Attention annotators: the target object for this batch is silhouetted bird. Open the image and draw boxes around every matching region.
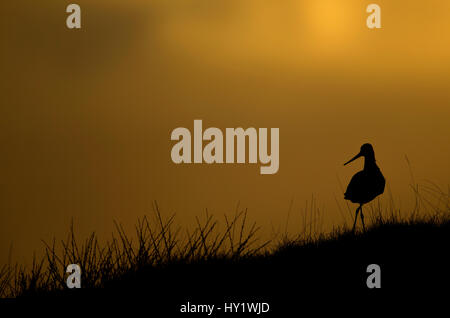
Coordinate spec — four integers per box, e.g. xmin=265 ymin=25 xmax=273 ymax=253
xmin=344 ymin=143 xmax=385 ymax=232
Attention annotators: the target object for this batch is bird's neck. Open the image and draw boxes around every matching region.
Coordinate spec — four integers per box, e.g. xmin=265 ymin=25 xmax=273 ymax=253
xmin=364 ymin=155 xmax=377 ymax=170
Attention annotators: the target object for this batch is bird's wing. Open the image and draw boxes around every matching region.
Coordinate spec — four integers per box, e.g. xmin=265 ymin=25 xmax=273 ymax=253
xmin=344 ymin=171 xmax=365 ymax=201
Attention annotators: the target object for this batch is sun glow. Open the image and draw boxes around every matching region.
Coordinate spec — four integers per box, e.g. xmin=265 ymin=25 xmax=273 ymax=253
xmin=304 ymin=0 xmax=359 ymax=54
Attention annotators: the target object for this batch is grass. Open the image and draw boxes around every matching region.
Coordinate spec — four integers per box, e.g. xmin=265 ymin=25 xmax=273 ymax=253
xmin=0 ymin=182 xmax=448 ymax=312
xmin=0 ymin=203 xmax=271 ymax=298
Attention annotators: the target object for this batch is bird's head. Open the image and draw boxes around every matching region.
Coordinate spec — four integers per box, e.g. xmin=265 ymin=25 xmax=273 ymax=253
xmin=344 ymin=143 xmax=375 ymax=166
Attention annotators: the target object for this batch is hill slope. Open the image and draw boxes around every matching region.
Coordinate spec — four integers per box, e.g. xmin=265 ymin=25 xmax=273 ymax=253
xmin=12 ymin=216 xmax=449 ymax=315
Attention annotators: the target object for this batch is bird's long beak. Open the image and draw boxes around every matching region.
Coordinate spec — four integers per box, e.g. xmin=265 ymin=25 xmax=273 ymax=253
xmin=344 ymin=152 xmax=362 ymax=166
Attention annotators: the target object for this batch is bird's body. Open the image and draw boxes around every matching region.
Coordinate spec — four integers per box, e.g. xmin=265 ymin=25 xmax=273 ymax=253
xmin=345 ymin=166 xmax=385 ymax=205
xmin=344 ymin=143 xmax=385 ymax=232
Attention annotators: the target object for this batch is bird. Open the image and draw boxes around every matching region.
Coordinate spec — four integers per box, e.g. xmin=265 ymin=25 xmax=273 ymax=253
xmin=344 ymin=143 xmax=385 ymax=232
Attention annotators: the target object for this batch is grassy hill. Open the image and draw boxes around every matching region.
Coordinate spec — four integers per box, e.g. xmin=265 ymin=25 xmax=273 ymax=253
xmin=1 ymin=203 xmax=449 ymax=314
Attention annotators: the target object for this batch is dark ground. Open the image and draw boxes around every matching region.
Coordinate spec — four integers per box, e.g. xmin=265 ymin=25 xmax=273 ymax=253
xmin=3 ymin=219 xmax=449 ymax=316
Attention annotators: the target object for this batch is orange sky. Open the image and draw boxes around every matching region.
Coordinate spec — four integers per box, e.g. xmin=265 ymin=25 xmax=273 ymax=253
xmin=1 ymin=0 xmax=449 ymax=265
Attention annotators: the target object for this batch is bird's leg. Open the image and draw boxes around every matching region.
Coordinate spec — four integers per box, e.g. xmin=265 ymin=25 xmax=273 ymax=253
xmin=352 ymin=207 xmax=360 ymax=233
xmin=360 ymin=205 xmax=366 ymax=232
